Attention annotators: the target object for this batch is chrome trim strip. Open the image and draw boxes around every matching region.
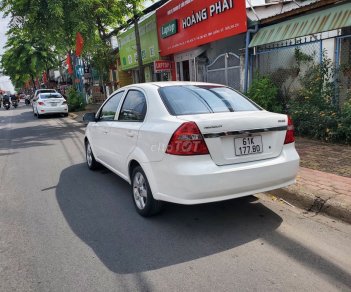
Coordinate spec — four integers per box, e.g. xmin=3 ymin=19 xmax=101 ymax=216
xmin=203 ymin=126 xmax=287 ymax=138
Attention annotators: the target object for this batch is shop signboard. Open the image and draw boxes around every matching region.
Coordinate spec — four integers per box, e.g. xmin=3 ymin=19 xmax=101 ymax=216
xmin=118 ymin=13 xmax=160 ymax=70
xmin=154 ymin=60 xmax=173 ymax=72
xmin=156 ymin=0 xmax=247 ymax=56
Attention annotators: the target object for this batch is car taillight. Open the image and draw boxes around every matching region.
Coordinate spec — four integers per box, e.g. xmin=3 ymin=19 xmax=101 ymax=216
xmin=166 ymin=122 xmax=209 ymax=155
xmin=38 ymin=101 xmax=45 ymax=106
xmin=284 ymin=116 xmax=295 ymax=144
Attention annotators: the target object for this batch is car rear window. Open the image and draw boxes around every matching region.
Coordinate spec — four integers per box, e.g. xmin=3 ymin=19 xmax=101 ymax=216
xmin=159 ymin=85 xmax=260 ymax=115
xmin=40 ymin=93 xmax=62 ymax=99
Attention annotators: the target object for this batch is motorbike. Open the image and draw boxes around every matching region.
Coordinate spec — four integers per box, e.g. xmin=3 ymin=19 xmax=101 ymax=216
xmin=3 ymin=101 xmax=11 ymax=110
xmin=25 ymin=97 xmax=31 ymax=105
xmin=12 ymin=99 xmax=18 ymax=108
xmin=12 ymin=100 xmax=18 ymax=108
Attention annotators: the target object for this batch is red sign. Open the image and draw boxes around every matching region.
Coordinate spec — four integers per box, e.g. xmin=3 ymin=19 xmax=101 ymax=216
xmin=156 ymin=0 xmax=247 ymax=56
xmin=154 ymin=60 xmax=173 ymax=72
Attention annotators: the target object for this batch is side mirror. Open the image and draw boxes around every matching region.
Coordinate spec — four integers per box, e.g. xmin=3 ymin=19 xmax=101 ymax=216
xmin=83 ymin=112 xmax=97 ymax=123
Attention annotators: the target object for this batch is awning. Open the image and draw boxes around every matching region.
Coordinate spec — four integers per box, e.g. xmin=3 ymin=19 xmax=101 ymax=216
xmin=249 ymin=2 xmax=351 ymax=47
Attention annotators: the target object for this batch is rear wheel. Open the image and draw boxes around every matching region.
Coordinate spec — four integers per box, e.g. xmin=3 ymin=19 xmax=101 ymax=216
xmin=132 ymin=166 xmax=163 ymax=217
xmin=85 ymin=140 xmax=99 ymax=170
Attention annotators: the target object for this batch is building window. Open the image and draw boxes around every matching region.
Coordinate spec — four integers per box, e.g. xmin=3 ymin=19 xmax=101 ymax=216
xmin=150 ymin=46 xmax=155 ymax=57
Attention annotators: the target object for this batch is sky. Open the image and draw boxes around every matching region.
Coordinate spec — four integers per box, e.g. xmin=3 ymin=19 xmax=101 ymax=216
xmin=0 ymin=11 xmax=15 ymax=93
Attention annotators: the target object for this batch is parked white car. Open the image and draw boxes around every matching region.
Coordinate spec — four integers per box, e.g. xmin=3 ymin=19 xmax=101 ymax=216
xmin=83 ymin=82 xmax=299 ymax=216
xmin=33 ymin=92 xmax=68 ymax=118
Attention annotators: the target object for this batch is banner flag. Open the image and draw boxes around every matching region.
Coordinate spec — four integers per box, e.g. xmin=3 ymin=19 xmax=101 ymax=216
xmin=66 ymin=54 xmax=73 ymax=74
xmin=76 ymin=32 xmax=84 ymax=56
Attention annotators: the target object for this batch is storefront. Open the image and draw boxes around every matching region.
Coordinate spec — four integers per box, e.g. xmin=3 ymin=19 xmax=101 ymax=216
xmin=156 ymin=0 xmax=247 ymax=88
xmin=118 ymin=12 xmax=173 ymax=83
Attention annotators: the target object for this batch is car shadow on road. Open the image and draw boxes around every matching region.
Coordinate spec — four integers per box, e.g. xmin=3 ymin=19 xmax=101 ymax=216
xmin=56 ymin=163 xmax=283 ymax=274
xmin=0 ymin=122 xmax=84 ymax=151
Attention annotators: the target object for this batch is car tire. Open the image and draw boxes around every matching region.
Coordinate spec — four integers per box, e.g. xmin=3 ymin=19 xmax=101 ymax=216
xmin=132 ymin=166 xmax=163 ymax=217
xmin=85 ymin=140 xmax=99 ymax=170
xmin=63 ymin=113 xmax=68 ymax=117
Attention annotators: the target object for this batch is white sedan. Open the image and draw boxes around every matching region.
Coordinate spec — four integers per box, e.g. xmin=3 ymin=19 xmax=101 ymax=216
xmin=33 ymin=92 xmax=68 ymax=118
xmin=83 ymin=82 xmax=299 ymax=216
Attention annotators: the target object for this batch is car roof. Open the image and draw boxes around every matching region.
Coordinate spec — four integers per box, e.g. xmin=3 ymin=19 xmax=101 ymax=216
xmin=119 ymin=81 xmax=225 ymax=90
xmin=36 ymin=89 xmax=57 ymax=93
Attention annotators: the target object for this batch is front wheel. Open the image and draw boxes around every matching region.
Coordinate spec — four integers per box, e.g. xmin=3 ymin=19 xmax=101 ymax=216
xmin=132 ymin=166 xmax=163 ymax=217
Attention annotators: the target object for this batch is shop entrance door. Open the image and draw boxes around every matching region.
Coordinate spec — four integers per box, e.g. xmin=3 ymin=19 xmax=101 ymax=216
xmin=176 ymin=60 xmax=191 ymax=81
xmin=182 ymin=61 xmax=190 ymax=81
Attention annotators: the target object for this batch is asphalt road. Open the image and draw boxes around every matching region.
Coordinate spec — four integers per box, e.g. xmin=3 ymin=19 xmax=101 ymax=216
xmin=1 ymin=104 xmax=351 ymax=292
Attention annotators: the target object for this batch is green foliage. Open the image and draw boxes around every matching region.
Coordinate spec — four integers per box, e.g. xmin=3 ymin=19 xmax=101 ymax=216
xmin=0 ymin=0 xmax=147 ymax=86
xmin=294 ymin=47 xmax=314 ymax=66
xmin=247 ymin=74 xmax=283 ymax=113
xmin=88 ymin=37 xmax=117 ymax=83
xmin=0 ymin=29 xmax=58 ymax=88
xmin=290 ymin=51 xmax=351 ymax=144
xmin=337 ymin=100 xmax=351 ymax=143
xmin=291 ymin=100 xmax=351 ymax=144
xmin=67 ymin=87 xmax=85 ymax=112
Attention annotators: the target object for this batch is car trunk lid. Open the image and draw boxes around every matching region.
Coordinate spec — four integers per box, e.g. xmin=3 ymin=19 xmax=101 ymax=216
xmin=177 ymin=111 xmax=288 ymax=166
xmin=43 ymin=98 xmax=63 ymax=107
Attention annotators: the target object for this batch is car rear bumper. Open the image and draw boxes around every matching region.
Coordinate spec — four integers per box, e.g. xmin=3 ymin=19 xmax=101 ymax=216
xmin=38 ymin=105 xmax=68 ymax=114
xmin=143 ymin=143 xmax=300 ymax=205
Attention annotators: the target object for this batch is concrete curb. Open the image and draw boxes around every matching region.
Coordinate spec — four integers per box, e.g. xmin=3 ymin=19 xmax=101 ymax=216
xmin=267 ymin=187 xmax=351 ymax=224
xmin=68 ymin=113 xmax=78 ymax=120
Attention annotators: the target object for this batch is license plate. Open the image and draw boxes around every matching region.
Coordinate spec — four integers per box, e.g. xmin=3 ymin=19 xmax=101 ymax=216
xmin=51 ymin=103 xmax=57 ymax=106
xmin=234 ymin=135 xmax=263 ymax=156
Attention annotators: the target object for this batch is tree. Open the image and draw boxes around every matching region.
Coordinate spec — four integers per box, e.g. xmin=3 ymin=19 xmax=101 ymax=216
xmin=0 ymin=28 xmax=58 ymax=88
xmin=0 ymin=0 xmax=151 ymax=89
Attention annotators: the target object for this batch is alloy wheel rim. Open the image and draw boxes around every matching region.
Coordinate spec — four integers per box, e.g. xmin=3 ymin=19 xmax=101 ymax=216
xmin=133 ymin=172 xmax=147 ymax=210
xmin=87 ymin=144 xmax=93 ymax=166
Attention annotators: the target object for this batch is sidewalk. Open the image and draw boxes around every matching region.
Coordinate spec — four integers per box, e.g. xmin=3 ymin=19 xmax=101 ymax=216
xmin=68 ymin=103 xmax=102 ymax=123
xmin=269 ymin=137 xmax=351 ymax=224
xmin=69 ymin=107 xmax=351 ymax=224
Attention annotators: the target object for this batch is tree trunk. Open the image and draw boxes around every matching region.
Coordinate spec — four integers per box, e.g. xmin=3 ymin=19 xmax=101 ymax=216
xmin=133 ymin=11 xmax=145 ymax=83
xmin=31 ymin=74 xmax=37 ymax=91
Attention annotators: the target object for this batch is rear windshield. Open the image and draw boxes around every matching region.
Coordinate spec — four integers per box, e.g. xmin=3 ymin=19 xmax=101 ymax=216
xmin=37 ymin=90 xmax=56 ymax=94
xmin=40 ymin=93 xmax=62 ymax=99
xmin=159 ymin=85 xmax=260 ymax=115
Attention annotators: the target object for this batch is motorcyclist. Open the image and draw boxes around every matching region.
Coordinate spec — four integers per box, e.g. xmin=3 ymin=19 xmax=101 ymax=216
xmin=11 ymin=94 xmax=19 ymax=107
xmin=3 ymin=94 xmax=11 ymax=107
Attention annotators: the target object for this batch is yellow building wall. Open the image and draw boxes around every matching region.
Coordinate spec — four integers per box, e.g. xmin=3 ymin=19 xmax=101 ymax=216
xmin=116 ymin=54 xmax=133 ymax=87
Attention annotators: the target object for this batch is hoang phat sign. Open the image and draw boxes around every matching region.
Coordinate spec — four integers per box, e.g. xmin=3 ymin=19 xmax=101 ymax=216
xmin=157 ymin=0 xmax=247 ymax=56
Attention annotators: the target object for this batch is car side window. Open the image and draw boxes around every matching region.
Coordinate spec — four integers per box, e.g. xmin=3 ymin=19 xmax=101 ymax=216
xmin=119 ymin=90 xmax=147 ymax=122
xmin=99 ymin=91 xmax=124 ymax=121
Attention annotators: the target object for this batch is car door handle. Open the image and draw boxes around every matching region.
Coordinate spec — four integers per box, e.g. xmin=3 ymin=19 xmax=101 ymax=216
xmin=126 ymin=131 xmax=134 ymax=137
